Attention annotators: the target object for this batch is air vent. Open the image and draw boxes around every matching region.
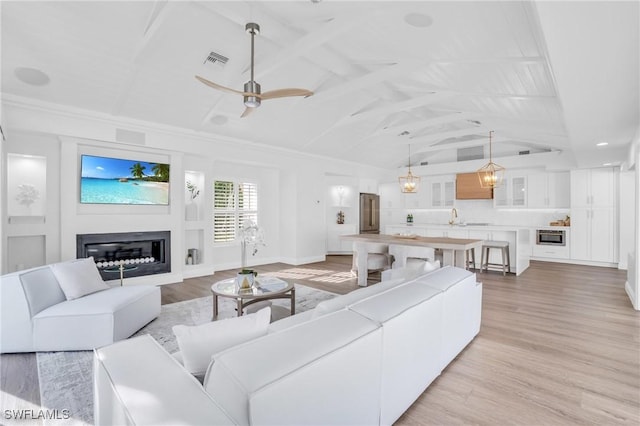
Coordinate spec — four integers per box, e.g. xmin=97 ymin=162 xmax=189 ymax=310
xmin=457 ymin=146 xmax=484 ymax=162
xmin=204 ymin=51 xmax=229 ymax=66
xmin=115 ymin=128 xmax=146 ymax=145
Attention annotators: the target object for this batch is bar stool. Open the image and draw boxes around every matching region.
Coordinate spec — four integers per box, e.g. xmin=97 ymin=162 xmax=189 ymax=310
xmin=480 ymin=241 xmax=510 ymax=276
xmin=465 ymin=248 xmax=476 ymax=270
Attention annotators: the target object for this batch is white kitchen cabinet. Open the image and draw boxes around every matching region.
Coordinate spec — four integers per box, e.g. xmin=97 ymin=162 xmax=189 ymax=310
xmin=404 ymin=190 xmax=429 ymax=209
xmin=379 ymin=182 xmax=404 ymax=209
xmin=571 ymin=168 xmax=615 ymax=208
xmin=430 ymin=176 xmax=455 ymax=208
xmin=494 ymin=175 xmax=526 ymax=207
xmin=528 ymin=172 xmax=570 ymax=208
xmin=570 ymin=208 xmax=615 ymax=263
xmin=327 ymin=224 xmax=357 ymax=254
xmin=570 ymin=167 xmax=616 ymax=263
xmin=532 ymin=244 xmax=570 ymax=259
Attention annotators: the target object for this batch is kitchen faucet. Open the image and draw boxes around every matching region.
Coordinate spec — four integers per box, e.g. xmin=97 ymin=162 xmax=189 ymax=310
xmin=448 ymin=208 xmax=458 ymax=225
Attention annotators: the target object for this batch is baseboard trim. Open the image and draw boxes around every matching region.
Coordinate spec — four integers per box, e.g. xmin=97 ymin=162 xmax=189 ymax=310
xmin=530 ymin=257 xmax=618 ymax=268
xmin=278 ymin=255 xmax=326 ymax=266
xmin=625 ymin=280 xmax=639 ymax=310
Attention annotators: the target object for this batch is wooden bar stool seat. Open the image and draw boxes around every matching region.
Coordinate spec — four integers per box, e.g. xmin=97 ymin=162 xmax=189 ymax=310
xmin=480 ymin=241 xmax=511 ymax=276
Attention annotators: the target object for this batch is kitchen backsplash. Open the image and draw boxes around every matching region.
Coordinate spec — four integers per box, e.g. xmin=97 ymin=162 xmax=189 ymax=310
xmin=381 ymin=199 xmax=571 ymax=228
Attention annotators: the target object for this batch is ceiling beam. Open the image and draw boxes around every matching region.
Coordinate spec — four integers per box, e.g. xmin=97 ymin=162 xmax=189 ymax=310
xmin=407 ymin=127 xmax=488 ymax=147
xmin=111 ymin=1 xmax=176 ymax=116
xmin=379 ymin=112 xmax=471 ymax=136
xmin=413 ymin=135 xmax=508 ymax=154
xmin=311 ymin=62 xmax=414 ymax=101
xmin=346 ymin=92 xmax=457 ymax=124
xmin=251 ymin=11 xmax=377 ymax=82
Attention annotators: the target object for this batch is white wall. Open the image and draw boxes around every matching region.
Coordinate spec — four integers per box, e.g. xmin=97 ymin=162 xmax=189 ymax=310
xmin=626 ymin=127 xmax=640 ymax=310
xmin=3 ymin=132 xmax=61 ymax=271
xmin=619 ymin=171 xmax=635 ymax=270
xmin=1 ymin=100 xmax=385 ymax=278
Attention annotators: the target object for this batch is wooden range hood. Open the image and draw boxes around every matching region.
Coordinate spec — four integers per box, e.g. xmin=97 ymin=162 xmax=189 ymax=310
xmin=456 ymin=173 xmax=493 ymax=199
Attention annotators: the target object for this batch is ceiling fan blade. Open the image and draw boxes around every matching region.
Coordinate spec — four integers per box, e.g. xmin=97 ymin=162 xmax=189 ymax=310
xmin=260 ymin=88 xmax=314 ymax=100
xmin=195 ymin=75 xmax=252 ymax=97
xmin=240 ymin=107 xmax=256 ymax=118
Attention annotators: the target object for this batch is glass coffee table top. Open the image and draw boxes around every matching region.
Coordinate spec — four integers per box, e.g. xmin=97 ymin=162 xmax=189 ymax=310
xmin=211 ymin=276 xmax=293 ymax=299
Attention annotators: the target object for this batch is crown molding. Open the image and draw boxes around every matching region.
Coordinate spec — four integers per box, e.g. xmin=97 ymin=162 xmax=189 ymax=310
xmin=1 ymin=94 xmax=388 ymax=175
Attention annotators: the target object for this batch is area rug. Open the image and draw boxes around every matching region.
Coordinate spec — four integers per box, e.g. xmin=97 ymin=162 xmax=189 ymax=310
xmin=36 ymin=284 xmax=336 ymax=426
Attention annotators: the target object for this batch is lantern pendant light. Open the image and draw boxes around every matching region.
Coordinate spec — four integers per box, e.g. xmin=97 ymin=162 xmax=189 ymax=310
xmin=399 ymin=144 xmax=421 ymax=193
xmin=477 ymin=130 xmax=505 ymax=189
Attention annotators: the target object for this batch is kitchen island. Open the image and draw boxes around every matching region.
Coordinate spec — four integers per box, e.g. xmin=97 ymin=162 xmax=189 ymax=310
xmin=385 ymin=224 xmax=531 ymax=276
xmin=341 ymin=233 xmax=484 ymax=286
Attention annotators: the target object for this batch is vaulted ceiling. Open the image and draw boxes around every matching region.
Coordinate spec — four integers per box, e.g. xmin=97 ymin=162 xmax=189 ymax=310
xmin=1 ymin=1 xmax=638 ymax=170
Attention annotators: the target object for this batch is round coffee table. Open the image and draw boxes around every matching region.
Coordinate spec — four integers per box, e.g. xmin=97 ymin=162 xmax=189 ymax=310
xmin=210 ymin=276 xmax=295 ymax=320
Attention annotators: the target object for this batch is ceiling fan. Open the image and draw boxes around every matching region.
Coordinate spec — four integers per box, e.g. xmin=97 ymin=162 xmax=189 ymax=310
xmin=196 ymin=22 xmax=314 ymax=118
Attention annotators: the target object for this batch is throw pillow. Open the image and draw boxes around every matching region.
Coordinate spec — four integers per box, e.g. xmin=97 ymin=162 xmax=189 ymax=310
xmin=173 ymin=306 xmax=271 ymax=377
xmin=423 ymin=259 xmax=441 ymax=272
xmin=50 ymin=257 xmax=109 ymax=301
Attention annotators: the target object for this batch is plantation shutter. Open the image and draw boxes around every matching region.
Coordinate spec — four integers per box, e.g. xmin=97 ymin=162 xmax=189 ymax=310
xmin=214 ymin=181 xmax=236 ymax=242
xmin=213 ymin=180 xmax=258 ymax=243
xmin=238 ymin=182 xmax=258 ymax=229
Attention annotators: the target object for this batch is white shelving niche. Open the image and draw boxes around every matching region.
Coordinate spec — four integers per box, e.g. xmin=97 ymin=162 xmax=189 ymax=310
xmin=183 ymin=166 xmax=214 ymax=279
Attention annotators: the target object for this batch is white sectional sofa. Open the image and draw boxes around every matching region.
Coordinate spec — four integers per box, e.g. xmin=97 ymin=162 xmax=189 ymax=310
xmin=0 ymin=258 xmax=161 ymax=353
xmin=94 ymin=266 xmax=482 ymax=425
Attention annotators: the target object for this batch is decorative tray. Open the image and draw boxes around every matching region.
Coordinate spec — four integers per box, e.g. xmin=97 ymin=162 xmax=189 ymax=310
xmin=394 ymin=234 xmax=418 ymax=239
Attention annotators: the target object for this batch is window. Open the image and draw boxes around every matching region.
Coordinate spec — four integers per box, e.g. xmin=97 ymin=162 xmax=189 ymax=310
xmin=213 ymin=180 xmax=258 ymax=243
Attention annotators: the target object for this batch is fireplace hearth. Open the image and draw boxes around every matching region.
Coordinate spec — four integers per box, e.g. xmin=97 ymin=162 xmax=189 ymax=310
xmin=77 ymin=231 xmax=171 ymax=280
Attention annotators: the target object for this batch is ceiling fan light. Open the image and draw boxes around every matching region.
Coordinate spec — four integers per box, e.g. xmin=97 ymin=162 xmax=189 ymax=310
xmin=243 ymin=80 xmax=261 ymax=107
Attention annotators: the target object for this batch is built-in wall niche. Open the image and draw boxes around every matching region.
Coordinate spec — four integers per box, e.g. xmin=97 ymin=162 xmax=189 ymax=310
xmin=7 ymin=154 xmax=46 ymax=217
xmin=7 ymin=235 xmax=46 ymax=272
xmin=185 ymin=171 xmax=204 ymax=221
xmin=329 ymin=185 xmax=355 ymax=225
xmin=184 ymin=229 xmax=204 ymax=265
xmin=330 ymin=185 xmax=354 ymax=208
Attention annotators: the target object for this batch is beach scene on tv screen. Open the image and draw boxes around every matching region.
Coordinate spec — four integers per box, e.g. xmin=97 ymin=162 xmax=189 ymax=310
xmin=81 ymin=155 xmax=170 ymax=204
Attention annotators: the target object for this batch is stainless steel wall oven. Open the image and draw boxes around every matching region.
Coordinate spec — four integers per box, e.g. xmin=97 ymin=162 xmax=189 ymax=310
xmin=536 ymin=229 xmax=566 ymax=246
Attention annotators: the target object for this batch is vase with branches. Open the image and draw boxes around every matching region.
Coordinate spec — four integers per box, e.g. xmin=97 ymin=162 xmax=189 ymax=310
xmin=240 ymin=219 xmax=265 ymax=269
xmin=185 ymin=180 xmax=200 ymax=221
xmin=186 ymin=181 xmax=200 ymax=200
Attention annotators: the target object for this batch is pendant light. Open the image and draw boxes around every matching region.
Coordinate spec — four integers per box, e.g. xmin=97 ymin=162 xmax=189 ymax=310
xmin=477 ymin=130 xmax=505 ymax=189
xmin=399 ymin=144 xmax=421 ymax=193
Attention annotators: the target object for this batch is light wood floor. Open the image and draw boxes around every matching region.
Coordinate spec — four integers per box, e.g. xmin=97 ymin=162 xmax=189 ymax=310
xmin=1 ymin=258 xmax=638 ymax=425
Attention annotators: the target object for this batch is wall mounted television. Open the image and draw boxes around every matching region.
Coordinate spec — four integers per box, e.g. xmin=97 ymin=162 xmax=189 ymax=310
xmin=80 ymin=154 xmax=170 ymax=205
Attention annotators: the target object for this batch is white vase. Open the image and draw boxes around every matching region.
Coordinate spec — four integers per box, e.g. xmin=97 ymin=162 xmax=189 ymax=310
xmin=185 ymin=201 xmax=198 ymax=221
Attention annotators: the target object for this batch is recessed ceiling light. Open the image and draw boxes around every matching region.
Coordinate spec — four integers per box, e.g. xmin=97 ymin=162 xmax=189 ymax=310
xmin=596 ymin=142 xmax=609 ymax=147
xmin=404 ymin=13 xmax=433 ymax=28
xmin=210 ymin=115 xmax=228 ymax=125
xmin=14 ymin=67 xmax=50 ymax=86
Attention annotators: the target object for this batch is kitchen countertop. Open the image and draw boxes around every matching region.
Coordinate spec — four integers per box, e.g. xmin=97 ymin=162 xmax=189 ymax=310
xmin=387 ymin=223 xmax=570 ymax=231
xmin=386 ymin=223 xmax=531 ymax=232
